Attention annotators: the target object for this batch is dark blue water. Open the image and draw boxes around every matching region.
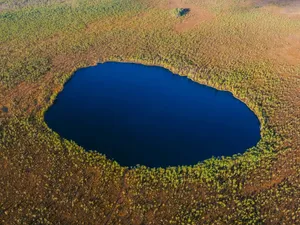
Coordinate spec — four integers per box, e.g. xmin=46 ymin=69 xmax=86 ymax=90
xmin=45 ymin=62 xmax=260 ymax=167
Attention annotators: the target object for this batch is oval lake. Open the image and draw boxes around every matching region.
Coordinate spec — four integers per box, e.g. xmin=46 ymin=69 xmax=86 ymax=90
xmin=45 ymin=62 xmax=261 ymax=167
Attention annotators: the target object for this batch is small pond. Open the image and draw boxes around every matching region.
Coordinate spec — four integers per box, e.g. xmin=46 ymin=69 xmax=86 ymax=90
xmin=45 ymin=62 xmax=261 ymax=167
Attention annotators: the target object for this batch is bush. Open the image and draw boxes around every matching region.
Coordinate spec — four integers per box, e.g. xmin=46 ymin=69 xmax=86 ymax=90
xmin=172 ymin=8 xmax=189 ymax=17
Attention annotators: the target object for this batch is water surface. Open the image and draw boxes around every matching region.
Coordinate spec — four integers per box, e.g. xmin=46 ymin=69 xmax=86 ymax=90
xmin=45 ymin=62 xmax=260 ymax=167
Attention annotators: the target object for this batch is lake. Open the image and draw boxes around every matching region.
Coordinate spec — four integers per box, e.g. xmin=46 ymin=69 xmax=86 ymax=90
xmin=45 ymin=62 xmax=261 ymax=167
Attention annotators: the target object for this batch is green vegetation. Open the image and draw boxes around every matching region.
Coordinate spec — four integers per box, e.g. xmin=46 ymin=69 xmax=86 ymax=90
xmin=172 ymin=8 xmax=189 ymax=17
xmin=1 ymin=0 xmax=300 ymax=224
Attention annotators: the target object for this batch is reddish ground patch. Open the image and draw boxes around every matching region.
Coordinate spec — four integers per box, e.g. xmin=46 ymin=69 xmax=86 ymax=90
xmin=269 ymin=33 xmax=300 ymax=66
xmin=159 ymin=0 xmax=215 ymax=32
xmin=0 ymin=4 xmax=7 ymax=12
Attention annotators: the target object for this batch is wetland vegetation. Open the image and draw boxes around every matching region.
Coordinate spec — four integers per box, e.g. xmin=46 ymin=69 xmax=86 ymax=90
xmin=1 ymin=0 xmax=300 ymax=224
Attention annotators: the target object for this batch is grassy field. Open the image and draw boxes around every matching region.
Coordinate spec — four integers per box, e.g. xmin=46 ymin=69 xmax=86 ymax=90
xmin=1 ymin=0 xmax=300 ymax=224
